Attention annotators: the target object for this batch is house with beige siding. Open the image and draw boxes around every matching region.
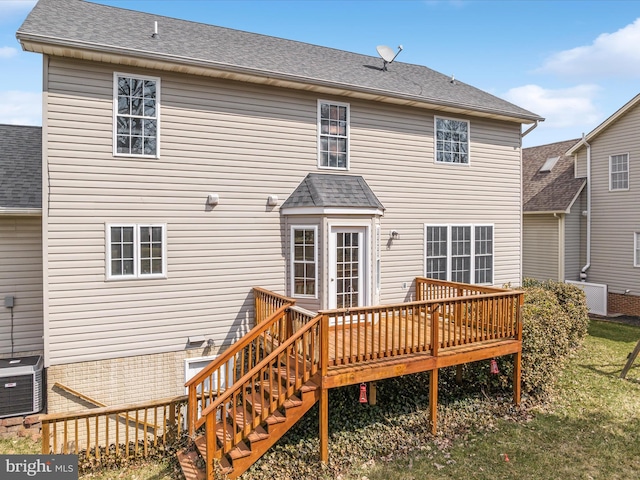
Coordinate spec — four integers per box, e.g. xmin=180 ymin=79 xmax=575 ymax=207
xmin=0 ymin=125 xmax=43 ymax=359
xmin=566 ymin=93 xmax=640 ymax=316
xmin=14 ymin=0 xmax=542 ymax=414
xmin=522 ymin=139 xmax=586 ymax=282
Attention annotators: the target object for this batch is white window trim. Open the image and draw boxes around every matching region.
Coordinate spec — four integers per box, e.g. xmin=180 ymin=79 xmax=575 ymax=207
xmin=113 ymin=72 xmax=161 ymax=159
xmin=424 ymin=224 xmax=494 ymax=285
xmin=290 ymin=225 xmax=318 ymax=299
xmin=434 ymin=116 xmax=470 ymax=166
xmin=106 ymin=223 xmax=167 ymax=280
xmin=609 ymin=152 xmax=629 ymax=191
xmin=635 ymin=232 xmax=640 ymax=268
xmin=317 ymin=99 xmax=350 ymax=171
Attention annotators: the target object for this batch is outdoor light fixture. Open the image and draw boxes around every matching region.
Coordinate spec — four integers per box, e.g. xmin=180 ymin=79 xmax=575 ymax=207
xmin=390 ymin=230 xmax=399 ymax=240
xmin=267 ymin=195 xmax=278 ymax=206
xmin=206 ymin=194 xmax=219 ymax=206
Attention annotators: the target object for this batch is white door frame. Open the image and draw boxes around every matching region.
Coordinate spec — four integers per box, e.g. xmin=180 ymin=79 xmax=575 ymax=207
xmin=328 ymin=222 xmax=370 ymax=309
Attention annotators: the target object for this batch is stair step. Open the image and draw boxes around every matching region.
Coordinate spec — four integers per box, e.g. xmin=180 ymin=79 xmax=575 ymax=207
xmin=300 ymin=379 xmax=320 ymax=393
xmin=216 ymin=419 xmax=234 ymax=446
xmin=283 ymin=395 xmax=303 ymax=409
xmin=265 ymin=410 xmax=286 ymax=424
xmin=228 ymin=440 xmax=251 ymax=460
xmin=247 ymin=425 xmax=270 ymax=443
xmin=193 ymin=436 xmax=234 ymax=475
xmin=177 ymin=448 xmax=205 ymax=480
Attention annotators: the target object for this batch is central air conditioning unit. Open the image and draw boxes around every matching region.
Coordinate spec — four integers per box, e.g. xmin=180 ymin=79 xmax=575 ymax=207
xmin=0 ymin=355 xmax=44 ymax=418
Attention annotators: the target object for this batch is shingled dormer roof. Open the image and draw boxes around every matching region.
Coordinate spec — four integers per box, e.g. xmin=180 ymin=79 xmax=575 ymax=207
xmin=0 ymin=124 xmax=42 ymax=212
xmin=17 ymin=0 xmax=542 ymax=125
xmin=281 ymin=174 xmax=384 ymax=213
xmin=523 ymin=139 xmax=585 ymax=213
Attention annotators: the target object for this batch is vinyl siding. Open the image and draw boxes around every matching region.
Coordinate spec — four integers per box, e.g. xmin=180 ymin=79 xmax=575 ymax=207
xmin=564 ymin=190 xmax=586 ymax=281
xmin=45 ymin=57 xmax=523 ymax=366
xmin=0 ymin=216 xmax=44 ymax=356
xmin=522 ymin=214 xmax=559 ymax=281
xmin=585 ymin=102 xmax=640 ymax=294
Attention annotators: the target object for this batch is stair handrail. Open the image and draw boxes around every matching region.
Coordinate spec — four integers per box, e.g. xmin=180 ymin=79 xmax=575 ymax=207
xmin=186 ymin=302 xmax=293 ymax=435
xmin=199 ymin=313 xmax=322 ymax=465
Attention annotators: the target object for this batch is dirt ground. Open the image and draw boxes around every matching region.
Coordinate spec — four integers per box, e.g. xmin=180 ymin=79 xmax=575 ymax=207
xmin=590 ymin=314 xmax=640 ymax=328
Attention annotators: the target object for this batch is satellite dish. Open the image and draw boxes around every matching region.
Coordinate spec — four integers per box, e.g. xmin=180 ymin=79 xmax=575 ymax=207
xmin=376 ymin=44 xmax=403 ymax=71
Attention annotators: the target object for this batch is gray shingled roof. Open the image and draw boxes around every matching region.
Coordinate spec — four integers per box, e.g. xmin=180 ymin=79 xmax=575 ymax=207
xmin=523 ymin=139 xmax=585 ymax=213
xmin=0 ymin=125 xmax=42 ymax=210
xmin=17 ymin=0 xmax=542 ymax=124
xmin=281 ymin=174 xmax=384 ymax=211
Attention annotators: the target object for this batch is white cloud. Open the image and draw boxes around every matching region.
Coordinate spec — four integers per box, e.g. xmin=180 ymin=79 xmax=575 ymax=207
xmin=539 ymin=18 xmax=640 ymax=78
xmin=503 ymin=84 xmax=600 ymax=129
xmin=0 ymin=47 xmax=18 ymax=59
xmin=0 ymin=91 xmax=41 ymax=126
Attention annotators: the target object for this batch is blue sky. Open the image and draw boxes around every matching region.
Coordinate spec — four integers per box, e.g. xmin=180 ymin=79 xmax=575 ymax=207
xmin=2 ymin=0 xmax=640 ymax=147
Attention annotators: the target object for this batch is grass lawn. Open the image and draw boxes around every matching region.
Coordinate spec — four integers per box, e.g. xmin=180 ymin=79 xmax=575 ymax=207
xmin=2 ymin=319 xmax=639 ymax=480
xmin=362 ymin=319 xmax=640 ymax=480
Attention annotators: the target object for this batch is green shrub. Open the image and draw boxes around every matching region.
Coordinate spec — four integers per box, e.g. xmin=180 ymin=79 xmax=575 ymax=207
xmin=440 ymin=280 xmax=589 ymax=399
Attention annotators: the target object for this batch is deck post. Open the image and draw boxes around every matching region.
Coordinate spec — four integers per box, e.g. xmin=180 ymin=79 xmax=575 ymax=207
xmin=513 ymin=293 xmax=524 ymax=405
xmin=320 ymin=313 xmax=330 ymax=463
xmin=429 ymin=368 xmax=438 ymax=435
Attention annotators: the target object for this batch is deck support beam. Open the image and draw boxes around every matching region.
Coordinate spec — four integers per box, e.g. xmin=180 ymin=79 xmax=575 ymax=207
xmin=429 ymin=368 xmax=438 ymax=435
xmin=319 ymin=387 xmax=329 ymax=462
xmin=513 ymin=351 xmax=521 ymax=405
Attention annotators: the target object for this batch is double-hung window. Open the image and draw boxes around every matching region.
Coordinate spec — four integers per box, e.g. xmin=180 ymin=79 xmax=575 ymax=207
xmin=114 ymin=73 xmax=160 ymax=157
xmin=107 ymin=224 xmax=166 ymax=279
xmin=610 ymin=153 xmax=629 ymax=191
xmin=425 ymin=224 xmax=493 ymax=284
xmin=291 ymin=226 xmax=317 ymax=297
xmin=318 ymin=100 xmax=349 ymax=169
xmin=435 ymin=117 xmax=469 ymax=164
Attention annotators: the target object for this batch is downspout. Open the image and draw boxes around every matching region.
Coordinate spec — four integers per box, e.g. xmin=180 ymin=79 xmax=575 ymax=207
xmin=578 ymin=133 xmax=591 ymax=281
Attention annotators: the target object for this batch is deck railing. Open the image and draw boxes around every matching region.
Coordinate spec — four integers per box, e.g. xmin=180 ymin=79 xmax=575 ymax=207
xmin=416 ymin=277 xmax=507 ymax=301
xmin=40 ymin=395 xmax=187 ymax=463
xmin=322 ymin=287 xmax=522 ymax=367
xmin=253 ymin=287 xmax=295 ymax=324
xmin=201 ymin=313 xmax=322 ymax=474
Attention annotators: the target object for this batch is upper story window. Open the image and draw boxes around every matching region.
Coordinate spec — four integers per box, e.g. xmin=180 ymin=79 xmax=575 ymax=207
xmin=107 ymin=224 xmax=166 ymax=280
xmin=435 ymin=117 xmax=469 ymax=165
xmin=425 ymin=224 xmax=493 ymax=284
xmin=114 ymin=73 xmax=160 ymax=158
xmin=291 ymin=226 xmax=317 ymax=297
xmin=610 ymin=153 xmax=629 ymax=191
xmin=318 ymin=100 xmax=349 ymax=170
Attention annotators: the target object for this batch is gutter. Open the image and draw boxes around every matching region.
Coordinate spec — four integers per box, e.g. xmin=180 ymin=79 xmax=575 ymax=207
xmin=0 ymin=208 xmax=42 ymax=216
xmin=576 ymin=133 xmax=591 ymax=280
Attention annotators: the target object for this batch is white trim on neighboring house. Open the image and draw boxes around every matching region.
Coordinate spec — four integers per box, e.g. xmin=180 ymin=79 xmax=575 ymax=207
xmin=609 ymin=153 xmax=629 ymax=191
xmin=317 ymin=99 xmax=350 ymax=171
xmin=105 ymin=223 xmax=168 ymax=280
xmin=290 ymin=225 xmax=319 ymax=299
xmin=42 ymin=53 xmax=50 ymax=368
xmin=434 ymin=115 xmax=470 ymax=166
xmin=113 ymin=72 xmax=161 ymax=159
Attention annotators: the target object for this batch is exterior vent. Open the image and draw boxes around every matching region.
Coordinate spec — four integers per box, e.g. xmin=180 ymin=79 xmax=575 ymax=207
xmin=0 ymin=356 xmax=44 ymax=418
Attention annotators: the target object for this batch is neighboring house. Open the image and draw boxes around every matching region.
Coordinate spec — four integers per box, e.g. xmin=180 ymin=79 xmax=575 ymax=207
xmin=0 ymin=125 xmax=43 ymax=359
xmin=566 ymin=93 xmax=640 ymax=316
xmin=522 ymin=139 xmax=586 ymax=282
xmin=14 ymin=0 xmax=542 ymax=414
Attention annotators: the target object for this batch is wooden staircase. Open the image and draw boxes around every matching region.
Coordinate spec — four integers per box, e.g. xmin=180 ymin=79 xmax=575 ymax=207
xmin=178 ymin=368 xmax=320 ymax=479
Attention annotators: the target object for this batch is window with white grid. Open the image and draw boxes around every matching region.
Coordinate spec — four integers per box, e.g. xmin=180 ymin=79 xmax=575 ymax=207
xmin=610 ymin=153 xmax=629 ymax=191
xmin=425 ymin=224 xmax=493 ymax=284
xmin=107 ymin=224 xmax=166 ymax=279
xmin=291 ymin=226 xmax=317 ymax=297
xmin=318 ymin=100 xmax=349 ymax=169
xmin=435 ymin=117 xmax=469 ymax=164
xmin=114 ymin=73 xmax=160 ymax=157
